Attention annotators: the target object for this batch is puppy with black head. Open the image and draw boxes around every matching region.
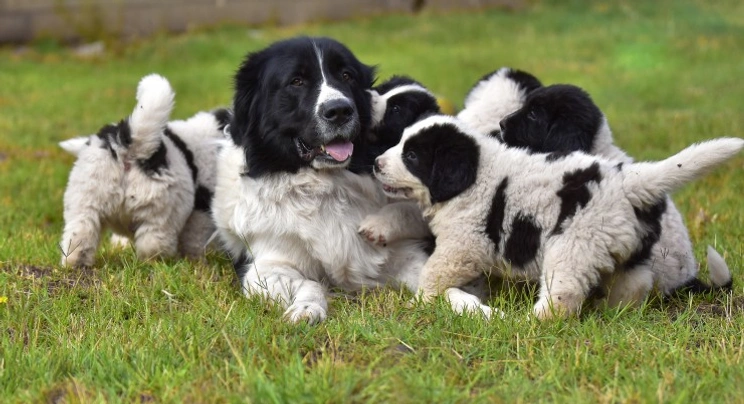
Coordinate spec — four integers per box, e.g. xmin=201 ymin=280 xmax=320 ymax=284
xmin=495 ymin=79 xmax=732 ymax=302
xmin=212 ymin=37 xmax=491 ymax=324
xmin=373 ymin=114 xmax=742 ymax=319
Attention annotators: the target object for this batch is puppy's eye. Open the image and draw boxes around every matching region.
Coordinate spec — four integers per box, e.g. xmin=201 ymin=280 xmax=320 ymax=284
xmin=527 ymin=110 xmax=537 ymax=121
xmin=391 ymin=105 xmax=401 ymax=114
xmin=404 ymin=150 xmax=418 ymax=164
xmin=342 ymin=71 xmax=353 ymax=81
xmin=290 ymin=78 xmax=304 ymax=87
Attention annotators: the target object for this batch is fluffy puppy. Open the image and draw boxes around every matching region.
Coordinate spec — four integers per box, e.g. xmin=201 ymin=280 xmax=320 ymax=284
xmin=495 ymin=80 xmax=732 ymax=300
xmin=373 ymin=115 xmax=742 ymax=319
xmin=355 ymin=76 xmax=441 ymax=246
xmin=59 ymin=74 xmax=228 ymax=267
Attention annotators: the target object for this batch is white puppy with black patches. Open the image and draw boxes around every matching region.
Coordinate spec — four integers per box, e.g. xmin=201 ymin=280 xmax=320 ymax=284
xmin=373 ymin=114 xmax=743 ymax=319
xmin=59 ymin=74 xmax=228 ymax=267
xmin=457 ymin=67 xmax=732 ymax=303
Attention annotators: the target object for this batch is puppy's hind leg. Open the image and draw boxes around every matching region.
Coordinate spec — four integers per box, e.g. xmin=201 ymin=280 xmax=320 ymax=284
xmin=178 ymin=211 xmax=215 ymax=260
xmin=240 ymin=258 xmax=328 ymax=324
xmin=60 ymin=211 xmax=102 ymax=268
xmin=604 ymin=267 xmax=654 ymax=309
xmin=133 ymin=224 xmax=179 ymax=261
xmin=534 ymin=240 xmax=610 ymax=320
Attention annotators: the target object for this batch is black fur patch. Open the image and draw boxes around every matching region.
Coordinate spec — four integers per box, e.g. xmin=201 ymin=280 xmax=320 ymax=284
xmin=552 ymin=162 xmax=602 ymax=235
xmin=615 ymin=162 xmax=624 ymax=171
xmin=232 ymin=252 xmax=253 ymax=281
xmin=117 ymin=119 xmax=132 ymax=147
xmin=500 ymin=84 xmax=603 ymax=154
xmin=96 ymin=124 xmax=119 ymax=160
xmin=545 ymin=150 xmax=572 ymax=162
xmin=137 ymin=141 xmax=168 ymax=176
xmin=465 ymin=67 xmax=543 ymax=103
xmin=423 ymin=235 xmax=436 ymax=256
xmin=164 ymin=127 xmax=198 ymax=183
xmin=402 ymin=122 xmax=480 ymax=204
xmin=487 ymin=129 xmax=503 ymax=141
xmin=504 ymin=213 xmax=542 ymax=268
xmin=212 ymin=108 xmax=232 ymax=131
xmin=485 ymin=177 xmax=509 ymax=253
xmin=623 ymin=199 xmax=667 ymax=271
xmin=194 ymin=185 xmax=213 ymax=212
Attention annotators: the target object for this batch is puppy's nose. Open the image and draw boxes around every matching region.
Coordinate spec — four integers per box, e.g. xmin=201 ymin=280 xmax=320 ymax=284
xmin=320 ymin=99 xmax=354 ymax=125
xmin=499 ymin=118 xmax=507 ymax=130
xmin=373 ymin=157 xmax=385 ymax=173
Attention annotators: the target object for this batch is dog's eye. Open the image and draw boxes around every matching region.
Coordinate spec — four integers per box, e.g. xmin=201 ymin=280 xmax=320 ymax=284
xmin=404 ymin=150 xmax=418 ymax=164
xmin=290 ymin=78 xmax=304 ymax=87
xmin=527 ymin=110 xmax=537 ymax=121
xmin=391 ymin=105 xmax=401 ymax=114
xmin=342 ymin=71 xmax=353 ymax=81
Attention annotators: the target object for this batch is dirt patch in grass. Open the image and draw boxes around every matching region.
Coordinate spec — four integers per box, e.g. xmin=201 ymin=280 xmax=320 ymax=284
xmin=666 ymin=295 xmax=744 ymax=321
xmin=1 ymin=264 xmax=101 ymax=294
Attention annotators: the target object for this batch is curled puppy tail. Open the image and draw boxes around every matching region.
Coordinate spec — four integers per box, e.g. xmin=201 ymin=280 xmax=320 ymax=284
xmin=127 ymin=74 xmax=175 ymax=160
xmin=667 ymin=246 xmax=733 ymax=297
xmin=624 ymin=138 xmax=744 ymax=208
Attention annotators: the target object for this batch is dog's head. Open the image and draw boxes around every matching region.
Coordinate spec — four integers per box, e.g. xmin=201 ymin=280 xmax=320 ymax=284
xmin=373 ymin=115 xmax=480 ymax=206
xmin=348 ymin=76 xmax=440 ymax=174
xmin=499 ymin=84 xmax=603 ymax=154
xmin=231 ymin=36 xmax=376 ymax=176
xmin=458 ymin=67 xmax=542 ymax=138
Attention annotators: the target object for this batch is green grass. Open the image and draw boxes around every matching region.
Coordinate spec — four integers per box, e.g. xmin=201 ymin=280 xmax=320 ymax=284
xmin=1 ymin=0 xmax=744 ymax=402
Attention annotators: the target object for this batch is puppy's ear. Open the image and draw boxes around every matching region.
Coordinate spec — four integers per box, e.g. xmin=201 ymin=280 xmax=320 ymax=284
xmin=428 ymin=125 xmax=480 ymax=203
xmin=59 ymin=137 xmax=91 ymax=156
xmin=542 ymin=84 xmax=603 ymax=153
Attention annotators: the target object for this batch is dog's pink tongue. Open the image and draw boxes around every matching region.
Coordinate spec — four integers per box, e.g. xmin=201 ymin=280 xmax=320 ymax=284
xmin=325 ymin=141 xmax=354 ymax=161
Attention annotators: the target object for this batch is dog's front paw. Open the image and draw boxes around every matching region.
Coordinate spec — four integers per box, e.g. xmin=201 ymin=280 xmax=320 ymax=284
xmin=358 ymin=216 xmax=394 ymax=247
xmin=284 ymin=302 xmax=327 ymax=325
xmin=445 ymin=288 xmax=502 ymax=320
xmin=533 ymin=296 xmax=574 ymax=320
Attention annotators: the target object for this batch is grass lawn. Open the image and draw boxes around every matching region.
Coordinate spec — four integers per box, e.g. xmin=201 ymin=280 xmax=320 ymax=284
xmin=1 ymin=0 xmax=743 ymax=402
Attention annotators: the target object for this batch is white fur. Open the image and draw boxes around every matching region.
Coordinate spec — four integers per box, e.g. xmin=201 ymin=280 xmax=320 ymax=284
xmin=375 ymin=115 xmax=742 ymax=319
xmin=457 ymin=67 xmax=529 ymax=135
xmin=59 ymin=74 xmax=224 ymax=267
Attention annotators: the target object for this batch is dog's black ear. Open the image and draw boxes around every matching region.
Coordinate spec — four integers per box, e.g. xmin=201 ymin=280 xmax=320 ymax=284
xmin=425 ymin=124 xmax=480 ymax=203
xmin=231 ymin=50 xmax=268 ymax=147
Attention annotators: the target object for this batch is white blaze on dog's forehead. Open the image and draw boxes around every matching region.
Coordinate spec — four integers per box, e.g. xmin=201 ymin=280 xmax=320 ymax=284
xmin=313 ymin=41 xmax=349 ymax=114
xmin=370 ymin=84 xmax=434 ymax=126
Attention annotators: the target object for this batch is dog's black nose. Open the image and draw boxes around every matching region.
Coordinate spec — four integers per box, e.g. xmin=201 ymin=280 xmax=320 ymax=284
xmin=499 ymin=118 xmax=507 ymax=130
xmin=320 ymin=99 xmax=354 ymax=125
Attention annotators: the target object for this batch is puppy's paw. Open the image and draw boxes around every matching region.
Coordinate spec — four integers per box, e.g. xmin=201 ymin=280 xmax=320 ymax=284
xmin=284 ymin=302 xmax=327 ymax=325
xmin=445 ymin=288 xmax=502 ymax=320
xmin=358 ymin=215 xmax=393 ymax=247
xmin=533 ymin=296 xmax=575 ymax=320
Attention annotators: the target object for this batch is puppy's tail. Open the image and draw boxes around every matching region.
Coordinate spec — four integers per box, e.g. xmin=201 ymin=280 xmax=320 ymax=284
xmin=667 ymin=246 xmax=733 ymax=297
xmin=623 ymin=138 xmax=744 ymax=207
xmin=59 ymin=137 xmax=90 ymax=156
xmin=127 ymin=74 xmax=175 ymax=160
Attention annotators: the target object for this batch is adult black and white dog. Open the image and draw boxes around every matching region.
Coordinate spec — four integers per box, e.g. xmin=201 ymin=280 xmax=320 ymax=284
xmin=457 ymin=68 xmax=732 ymax=305
xmin=59 ymin=74 xmax=228 ymax=267
xmin=211 ymin=37 xmax=486 ymax=324
xmin=372 ymin=114 xmax=743 ymax=319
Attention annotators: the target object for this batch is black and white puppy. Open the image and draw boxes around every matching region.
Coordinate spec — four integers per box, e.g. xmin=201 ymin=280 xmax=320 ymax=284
xmin=59 ymin=74 xmax=228 ymax=267
xmin=490 ymin=77 xmax=732 ymax=300
xmin=212 ymin=37 xmax=491 ymax=324
xmin=373 ymin=115 xmax=742 ymax=319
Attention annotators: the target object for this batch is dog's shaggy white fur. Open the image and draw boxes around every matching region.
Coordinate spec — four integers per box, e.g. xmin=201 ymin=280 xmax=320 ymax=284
xmin=59 ymin=74 xmax=226 ymax=267
xmin=373 ymin=115 xmax=742 ymax=319
xmin=456 ymin=67 xmax=732 ymax=302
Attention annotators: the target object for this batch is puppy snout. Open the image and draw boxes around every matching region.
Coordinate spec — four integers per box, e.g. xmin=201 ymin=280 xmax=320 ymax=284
xmin=499 ymin=118 xmax=507 ymax=131
xmin=320 ymin=99 xmax=354 ymax=125
xmin=373 ymin=157 xmax=385 ymax=174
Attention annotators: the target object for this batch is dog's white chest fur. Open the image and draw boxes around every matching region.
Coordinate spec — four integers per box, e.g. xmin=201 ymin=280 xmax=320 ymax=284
xmin=214 ymin=143 xmax=392 ymax=289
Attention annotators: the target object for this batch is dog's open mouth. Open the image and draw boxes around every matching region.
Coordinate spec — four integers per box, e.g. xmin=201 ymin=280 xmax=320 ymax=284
xmin=296 ymin=137 xmax=354 ymax=165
